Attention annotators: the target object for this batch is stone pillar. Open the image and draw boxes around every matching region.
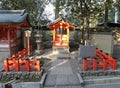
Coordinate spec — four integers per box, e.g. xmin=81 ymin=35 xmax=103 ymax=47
xmin=24 ymin=30 xmax=31 ymax=56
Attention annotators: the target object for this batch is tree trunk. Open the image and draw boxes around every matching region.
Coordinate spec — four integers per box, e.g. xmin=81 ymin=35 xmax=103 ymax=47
xmin=115 ymin=6 xmax=120 ymax=23
xmin=55 ymin=0 xmax=60 ymax=19
xmin=104 ymin=1 xmax=108 ymax=29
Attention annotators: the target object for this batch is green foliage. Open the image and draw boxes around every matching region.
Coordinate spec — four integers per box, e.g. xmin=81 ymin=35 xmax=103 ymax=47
xmin=42 ymin=31 xmax=52 ymax=41
xmin=1 ymin=0 xmax=50 ymax=25
xmin=54 ymin=0 xmax=69 ymax=18
xmin=1 ymin=0 xmax=119 ymax=44
xmin=65 ymin=0 xmax=116 ymax=44
xmin=67 ymin=0 xmax=115 ymax=28
xmin=55 ymin=0 xmax=60 ymax=18
xmin=1 ymin=0 xmax=37 ymax=24
xmin=1 ymin=0 xmax=118 ymax=27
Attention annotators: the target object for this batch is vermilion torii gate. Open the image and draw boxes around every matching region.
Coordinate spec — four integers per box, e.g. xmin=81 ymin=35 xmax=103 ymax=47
xmin=48 ymin=17 xmax=75 ymax=48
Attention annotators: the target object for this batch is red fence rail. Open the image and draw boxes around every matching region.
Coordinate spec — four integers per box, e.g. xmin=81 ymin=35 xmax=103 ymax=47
xmin=4 ymin=46 xmax=41 ymax=72
xmin=83 ymin=48 xmax=117 ymax=71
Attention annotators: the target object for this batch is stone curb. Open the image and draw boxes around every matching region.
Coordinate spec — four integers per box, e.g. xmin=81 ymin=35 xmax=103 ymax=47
xmin=0 ymin=70 xmax=46 ymax=88
xmin=85 ymin=76 xmax=120 ymax=85
xmin=40 ymin=73 xmax=47 ymax=88
xmin=77 ymin=73 xmax=85 ymax=86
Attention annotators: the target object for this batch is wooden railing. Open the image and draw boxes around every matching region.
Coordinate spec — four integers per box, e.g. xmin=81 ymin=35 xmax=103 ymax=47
xmin=4 ymin=46 xmax=41 ymax=72
xmin=83 ymin=48 xmax=117 ymax=71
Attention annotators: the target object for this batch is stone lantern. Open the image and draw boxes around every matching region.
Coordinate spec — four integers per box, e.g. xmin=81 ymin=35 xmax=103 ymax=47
xmin=34 ymin=30 xmax=43 ymax=55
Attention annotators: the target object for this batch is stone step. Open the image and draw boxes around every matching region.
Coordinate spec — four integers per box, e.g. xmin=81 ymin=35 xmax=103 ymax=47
xmin=44 ymin=85 xmax=81 ymax=88
xmin=44 ymin=74 xmax=80 ymax=87
xmin=52 ymin=47 xmax=69 ymax=54
xmin=85 ymin=76 xmax=120 ymax=85
xmin=57 ymin=53 xmax=70 ymax=59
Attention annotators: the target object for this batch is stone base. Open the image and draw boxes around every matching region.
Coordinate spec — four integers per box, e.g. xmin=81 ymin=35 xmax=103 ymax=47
xmin=52 ymin=47 xmax=69 ymax=54
xmin=35 ymin=50 xmax=43 ymax=55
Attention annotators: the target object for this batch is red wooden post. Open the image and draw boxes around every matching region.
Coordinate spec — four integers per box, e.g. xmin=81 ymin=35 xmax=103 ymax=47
xmin=110 ymin=57 xmax=117 ymax=70
xmin=83 ymin=58 xmax=87 ymax=71
xmin=96 ymin=49 xmax=103 ymax=59
xmin=96 ymin=48 xmax=117 ymax=71
xmin=29 ymin=60 xmax=41 ymax=72
xmin=22 ymin=48 xmax=28 ymax=58
xmin=18 ymin=57 xmax=30 ymax=72
xmin=83 ymin=58 xmax=96 ymax=71
xmin=4 ymin=55 xmax=19 ymax=72
xmin=16 ymin=51 xmax=22 ymax=59
xmin=11 ymin=55 xmax=19 ymax=72
xmin=103 ymin=58 xmax=107 ymax=71
xmin=4 ymin=59 xmax=9 ymax=72
xmin=93 ymin=59 xmax=97 ymax=71
xmin=113 ymin=58 xmax=117 ymax=70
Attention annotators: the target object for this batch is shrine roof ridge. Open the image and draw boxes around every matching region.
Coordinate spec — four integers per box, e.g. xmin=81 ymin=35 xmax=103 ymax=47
xmin=48 ymin=16 xmax=65 ymax=26
xmin=48 ymin=16 xmax=75 ymax=25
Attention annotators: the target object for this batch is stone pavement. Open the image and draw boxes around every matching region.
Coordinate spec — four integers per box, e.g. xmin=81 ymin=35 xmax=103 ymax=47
xmin=44 ymin=59 xmax=80 ymax=87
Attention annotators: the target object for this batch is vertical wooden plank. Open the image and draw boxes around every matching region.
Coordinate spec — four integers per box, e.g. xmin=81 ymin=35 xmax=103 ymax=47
xmin=8 ymin=28 xmax=11 ymax=56
xmin=53 ymin=28 xmax=55 ymax=47
xmin=67 ymin=27 xmax=69 ymax=47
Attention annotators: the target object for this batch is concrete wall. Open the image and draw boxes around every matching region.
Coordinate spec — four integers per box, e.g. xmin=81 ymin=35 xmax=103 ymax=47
xmin=12 ymin=82 xmax=41 ymax=88
xmin=0 ymin=48 xmax=10 ymax=59
xmin=90 ymin=32 xmax=114 ymax=55
xmin=0 ymin=82 xmax=41 ymax=88
xmin=113 ymin=43 xmax=120 ymax=59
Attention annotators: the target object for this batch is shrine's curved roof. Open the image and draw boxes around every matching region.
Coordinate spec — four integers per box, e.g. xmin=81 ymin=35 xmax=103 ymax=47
xmin=48 ymin=16 xmax=65 ymax=25
xmin=0 ymin=10 xmax=28 ymax=25
xmin=48 ymin=16 xmax=75 ymax=30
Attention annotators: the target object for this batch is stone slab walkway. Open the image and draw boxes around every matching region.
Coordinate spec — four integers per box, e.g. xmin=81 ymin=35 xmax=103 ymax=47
xmin=44 ymin=59 xmax=80 ymax=87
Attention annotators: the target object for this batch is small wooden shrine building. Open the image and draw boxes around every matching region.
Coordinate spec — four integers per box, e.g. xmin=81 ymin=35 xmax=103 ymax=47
xmin=48 ymin=16 xmax=75 ymax=49
xmin=0 ymin=10 xmax=31 ymax=58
